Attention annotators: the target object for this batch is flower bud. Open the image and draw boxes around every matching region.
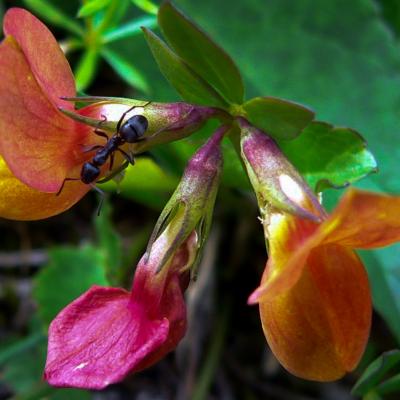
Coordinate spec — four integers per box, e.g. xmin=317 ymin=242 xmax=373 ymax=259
xmin=146 ymin=125 xmax=226 ymax=274
xmin=61 ymin=98 xmax=221 ymax=153
xmin=238 ymin=117 xmax=324 ymax=222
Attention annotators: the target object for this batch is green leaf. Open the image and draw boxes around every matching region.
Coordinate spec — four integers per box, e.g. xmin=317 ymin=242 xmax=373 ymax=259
xmin=131 ymin=0 xmax=158 ymax=15
xmin=99 ymin=157 xmax=179 ymax=209
xmin=142 ymin=27 xmax=228 ymax=108
xmin=34 ymin=246 xmax=109 ymax=325
xmin=158 ymin=1 xmax=244 ymax=104
xmin=101 ymin=47 xmax=150 ymax=93
xmin=352 ymin=350 xmax=400 ymax=396
xmin=361 ymin=248 xmax=400 ymax=343
xmin=94 ymin=201 xmax=123 ymax=284
xmin=242 ymin=96 xmax=315 ymax=140
xmin=74 ymin=48 xmax=100 ymax=91
xmin=375 ymin=0 xmax=400 ymax=38
xmin=102 ymin=15 xmax=157 ymax=43
xmin=377 ymin=373 xmax=400 ymax=395
xmin=77 ymin=0 xmax=112 ymax=18
xmin=23 ymin=0 xmax=84 ymax=36
xmin=2 ymin=335 xmax=91 ymax=398
xmin=279 ymin=121 xmax=377 ymax=191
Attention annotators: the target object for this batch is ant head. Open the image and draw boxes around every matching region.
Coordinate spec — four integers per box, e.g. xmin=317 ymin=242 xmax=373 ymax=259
xmin=119 ymin=115 xmax=149 ymax=143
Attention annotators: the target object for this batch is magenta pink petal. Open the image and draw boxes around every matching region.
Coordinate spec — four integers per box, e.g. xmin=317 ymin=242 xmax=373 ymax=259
xmin=45 ymin=286 xmax=170 ymax=389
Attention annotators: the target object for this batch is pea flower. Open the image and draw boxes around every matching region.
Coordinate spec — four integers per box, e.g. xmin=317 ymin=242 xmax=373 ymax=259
xmin=0 ymin=8 xmax=218 ymax=220
xmin=239 ymin=118 xmax=400 ymax=381
xmin=44 ymin=127 xmax=225 ymax=389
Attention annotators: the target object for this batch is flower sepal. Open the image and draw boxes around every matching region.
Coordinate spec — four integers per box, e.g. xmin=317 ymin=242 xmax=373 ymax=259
xmin=146 ymin=125 xmax=227 ymax=275
xmin=238 ymin=117 xmax=325 ymax=224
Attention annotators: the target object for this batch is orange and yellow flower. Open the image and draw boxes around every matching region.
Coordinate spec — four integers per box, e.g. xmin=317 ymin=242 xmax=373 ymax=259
xmin=249 ymin=187 xmax=400 ymax=381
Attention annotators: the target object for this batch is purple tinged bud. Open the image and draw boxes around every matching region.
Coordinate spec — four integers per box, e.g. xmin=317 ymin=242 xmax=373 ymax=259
xmin=238 ymin=117 xmax=325 ymax=222
xmin=59 ymin=98 xmax=221 ymax=153
xmin=147 ymin=125 xmax=227 ymax=274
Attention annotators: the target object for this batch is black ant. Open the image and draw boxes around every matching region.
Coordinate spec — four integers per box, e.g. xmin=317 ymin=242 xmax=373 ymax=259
xmin=57 ymin=105 xmax=149 ymax=213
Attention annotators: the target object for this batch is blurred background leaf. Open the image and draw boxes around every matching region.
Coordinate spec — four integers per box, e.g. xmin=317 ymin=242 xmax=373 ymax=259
xmin=352 ymin=350 xmax=400 ymax=397
xmin=34 ymin=246 xmax=109 ymax=325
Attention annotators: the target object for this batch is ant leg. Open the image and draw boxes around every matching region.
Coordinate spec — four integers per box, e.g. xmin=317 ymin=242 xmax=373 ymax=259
xmin=56 ymin=177 xmax=79 ymax=196
xmin=116 ymin=101 xmax=152 ymax=132
xmin=90 ymin=184 xmax=105 ymax=216
xmin=93 ymin=129 xmax=109 ymax=141
xmin=117 ymin=148 xmax=134 ymax=165
xmin=82 ymin=144 xmax=102 ymax=153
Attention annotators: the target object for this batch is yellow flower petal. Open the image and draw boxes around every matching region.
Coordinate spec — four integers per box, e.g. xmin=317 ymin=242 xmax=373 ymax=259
xmin=0 ymin=156 xmax=89 ymax=220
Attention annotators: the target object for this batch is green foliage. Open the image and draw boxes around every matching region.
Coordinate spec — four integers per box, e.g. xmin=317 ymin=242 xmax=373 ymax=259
xmin=23 ymin=0 xmax=155 ymax=92
xmin=142 ymin=27 xmax=229 ymax=108
xmin=352 ymin=350 xmax=400 ymax=398
xmin=131 ymin=0 xmax=158 ymax=15
xmin=34 ymin=246 xmax=109 ymax=325
xmin=102 ymin=15 xmax=157 ymax=43
xmin=100 ymin=157 xmax=179 ymax=209
xmin=101 ymin=47 xmax=150 ymax=93
xmin=77 ymin=0 xmax=112 ymax=18
xmin=375 ymin=0 xmax=400 ymax=38
xmin=0 ymin=333 xmax=90 ymax=399
xmin=158 ymin=1 xmax=244 ymax=104
xmin=280 ymin=121 xmax=378 ymax=191
xmin=361 ymin=248 xmax=400 ymax=343
xmin=242 ymin=96 xmax=315 ymax=140
xmin=23 ymin=0 xmax=83 ymax=35
xmin=74 ymin=48 xmax=100 ymax=91
xmin=94 ymin=201 xmax=123 ymax=284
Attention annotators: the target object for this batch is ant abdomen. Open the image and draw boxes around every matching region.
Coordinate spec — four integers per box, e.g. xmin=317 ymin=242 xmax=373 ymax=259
xmin=81 ymin=162 xmax=100 ymax=184
xmin=119 ymin=114 xmax=148 ymax=143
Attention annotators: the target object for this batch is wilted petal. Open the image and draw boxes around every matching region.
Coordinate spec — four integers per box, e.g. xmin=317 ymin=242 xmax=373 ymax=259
xmin=323 ymin=188 xmax=400 ymax=248
xmin=259 ymin=244 xmax=371 ymax=381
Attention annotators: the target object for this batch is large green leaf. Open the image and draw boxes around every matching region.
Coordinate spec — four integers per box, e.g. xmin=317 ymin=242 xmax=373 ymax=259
xmin=158 ymin=1 xmax=244 ymax=104
xmin=173 ymin=0 xmax=399 ymax=193
xmin=352 ymin=350 xmax=400 ymax=396
xmin=34 ymin=246 xmax=109 ymax=325
xmin=142 ymin=28 xmax=228 ymax=108
xmin=361 ymin=248 xmax=400 ymax=343
xmin=279 ymin=121 xmax=377 ymax=191
xmin=375 ymin=0 xmax=400 ymax=38
xmin=243 ymin=96 xmax=315 ymax=140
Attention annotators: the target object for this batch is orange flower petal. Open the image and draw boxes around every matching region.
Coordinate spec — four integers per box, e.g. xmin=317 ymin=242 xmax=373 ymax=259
xmin=259 ymin=244 xmax=371 ymax=381
xmin=0 ymin=35 xmax=86 ymax=192
xmin=0 ymin=156 xmax=89 ymax=220
xmin=3 ymin=8 xmax=75 ymax=108
xmin=323 ymin=188 xmax=400 ymax=249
